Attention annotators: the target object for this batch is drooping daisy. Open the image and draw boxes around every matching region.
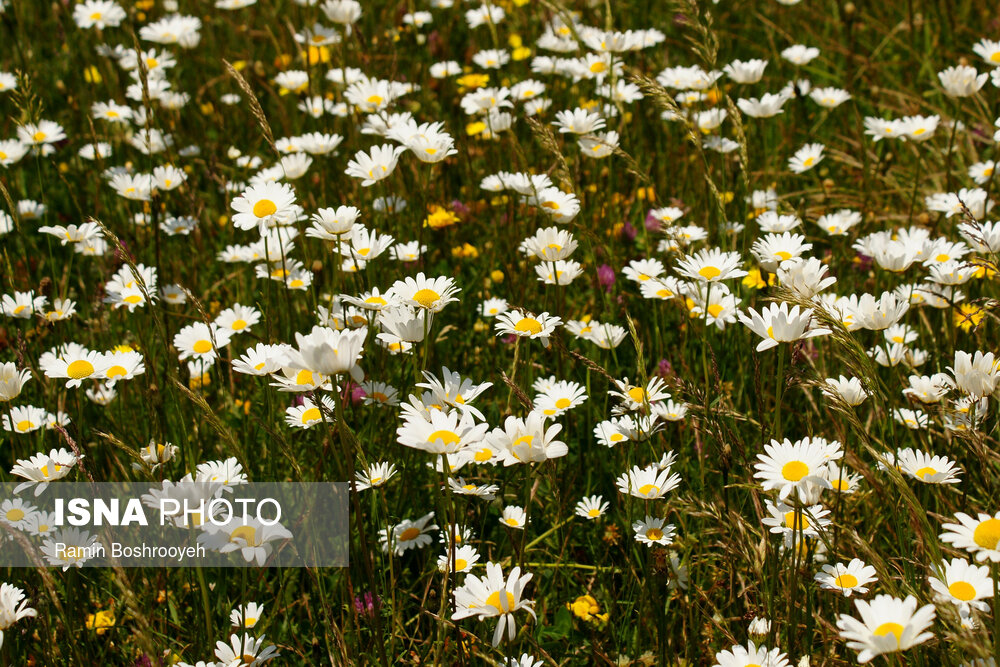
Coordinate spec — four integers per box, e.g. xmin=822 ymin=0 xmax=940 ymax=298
xmin=354 ymin=462 xmax=398 ymax=491
xmin=10 ymin=448 xmax=79 ymax=496
xmin=345 ymin=144 xmax=407 ymax=187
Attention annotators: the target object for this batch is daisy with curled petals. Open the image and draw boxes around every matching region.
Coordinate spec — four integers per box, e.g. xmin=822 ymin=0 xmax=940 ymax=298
xmin=231 ymin=182 xmax=297 ymax=232
xmin=675 ymin=248 xmax=747 ymax=283
xmin=416 ymin=367 xmax=492 ymax=418
xmin=928 ymin=558 xmax=993 ymax=613
xmin=287 ymin=325 xmax=367 ymax=378
xmin=481 ymin=298 xmax=509 ymax=318
xmin=355 ymin=462 xmax=397 ymax=491
xmin=0 ymin=362 xmax=30 ymax=402
xmin=738 ymin=302 xmax=831 ymax=352
xmin=486 ymin=412 xmax=567 ymax=466
xmin=815 ymin=559 xmax=878 ymax=597
xmin=397 ymin=408 xmax=489 ymax=455
xmin=10 ymin=448 xmax=79 ymax=496
xmin=534 ymin=187 xmax=580 ymax=224
xmin=520 ymin=226 xmax=578 ymax=261
xmin=751 ymin=233 xmax=812 ymax=272
xmin=788 ymin=143 xmax=824 ymax=174
xmin=495 ymin=310 xmax=562 ymax=348
xmin=379 ymin=512 xmax=438 ymax=556
xmin=616 ymin=465 xmax=682 ymax=500
xmin=345 ymin=144 xmax=407 ymax=187
xmin=940 ymin=512 xmax=1000 ymax=562
xmin=711 ymin=640 xmax=790 ymax=667
xmin=575 ymin=495 xmax=609 ymax=520
xmin=232 ymin=343 xmax=289 ymax=376
xmin=609 ymin=376 xmax=670 ymax=411
xmin=437 ymin=544 xmax=480 ymax=574
xmin=754 ymin=437 xmax=834 ymax=500
xmin=392 ymin=273 xmax=461 ymax=312
xmin=307 ymin=206 xmax=361 ymax=240
xmin=632 ymin=516 xmax=675 ymax=547
xmin=500 ymin=505 xmax=527 ymax=529
xmin=448 ymin=478 xmax=499 ymax=501
xmin=762 ymin=500 xmax=831 ymax=540
xmin=896 ymin=448 xmax=961 ymax=484
xmin=822 ymin=376 xmax=869 ymax=406
xmin=836 ymin=594 xmax=935 ymax=664
xmin=948 ymin=351 xmax=1000 ymax=400
xmin=452 ymin=562 xmax=535 ymax=647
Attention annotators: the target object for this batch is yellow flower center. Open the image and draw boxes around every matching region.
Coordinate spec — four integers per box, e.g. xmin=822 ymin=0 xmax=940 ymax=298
xmin=834 ymin=573 xmax=858 ymax=589
xmin=485 ymin=590 xmax=516 ymax=614
xmin=698 ymin=265 xmax=721 ymax=280
xmin=803 ymin=157 xmax=815 ymax=167
xmin=473 ymin=448 xmax=493 ymax=462
xmin=192 ymin=340 xmax=213 ymax=354
xmin=775 ymin=250 xmax=792 ymax=260
xmin=301 ymin=407 xmax=321 ymax=423
xmin=554 ymin=397 xmax=571 ymax=409
xmin=399 ymin=526 xmax=420 ymax=542
xmin=588 ymin=508 xmax=601 ymax=517
xmin=413 ymin=288 xmax=440 ymax=308
xmin=515 ymin=317 xmax=543 ymax=335
xmin=707 ymin=304 xmax=724 ymax=318
xmin=295 ymin=369 xmax=314 ymax=385
xmin=124 ymin=294 xmax=143 ymax=304
xmin=428 ymin=430 xmax=460 ymax=446
xmin=781 ymin=460 xmax=809 ymax=482
xmin=505 ymin=518 xmax=520 ymax=526
xmin=637 ymin=484 xmax=660 ymax=496
xmin=645 ymin=528 xmax=663 ymax=541
xmin=784 ymin=511 xmax=810 ymax=530
xmin=106 ymin=365 xmax=128 ymax=379
xmin=67 ymin=359 xmax=96 ymax=380
xmin=16 ymin=420 xmax=34 ymax=432
xmin=627 ymin=387 xmax=647 ymax=403
xmin=252 ymin=199 xmax=277 ymax=218
xmin=32 ymin=131 xmax=46 ymax=142
xmin=973 ymin=518 xmax=1000 ymax=550
xmin=5 ymin=508 xmax=24 ymax=522
xmin=231 ymin=319 xmax=248 ymax=331
xmin=873 ymin=622 xmax=904 ymax=646
xmin=948 ymin=580 xmax=977 ymax=601
xmin=454 ymin=558 xmax=468 ymax=571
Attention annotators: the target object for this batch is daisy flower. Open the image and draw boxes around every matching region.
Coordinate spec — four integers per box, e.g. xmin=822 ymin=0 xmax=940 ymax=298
xmin=788 ymin=143 xmax=824 ymax=173
xmin=379 ymin=512 xmax=438 ymax=556
xmin=494 ymin=310 xmax=562 ymax=348
xmin=738 ymin=303 xmax=831 ymax=352
xmin=940 ymin=512 xmax=1000 ymax=562
xmin=616 ymin=465 xmax=682 ymax=500
xmin=711 ymin=640 xmax=790 ymax=667
xmin=345 ymin=144 xmax=407 ymax=187
xmin=928 ymin=558 xmax=993 ymax=612
xmin=437 ymin=545 xmax=479 ymax=574
xmin=632 ymin=516 xmax=676 ymax=547
xmin=675 ymin=248 xmax=747 ymax=283
xmin=500 ymin=506 xmax=527 ymax=529
xmin=754 ymin=437 xmax=835 ymax=500
xmin=836 ymin=594 xmax=935 ymax=663
xmin=231 ymin=182 xmax=297 ymax=232
xmin=451 ymin=562 xmax=535 ymax=646
xmin=815 ymin=559 xmax=878 ymax=597
xmin=575 ymin=495 xmax=609 ymax=520
xmin=230 ymin=602 xmax=265 ymax=629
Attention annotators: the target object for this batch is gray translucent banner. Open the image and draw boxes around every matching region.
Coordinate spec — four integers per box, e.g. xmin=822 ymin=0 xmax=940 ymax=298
xmin=0 ymin=482 xmax=348 ymax=568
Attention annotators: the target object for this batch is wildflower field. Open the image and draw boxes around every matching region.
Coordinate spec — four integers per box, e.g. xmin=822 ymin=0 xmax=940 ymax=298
xmin=3 ymin=0 xmax=1000 ymax=664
